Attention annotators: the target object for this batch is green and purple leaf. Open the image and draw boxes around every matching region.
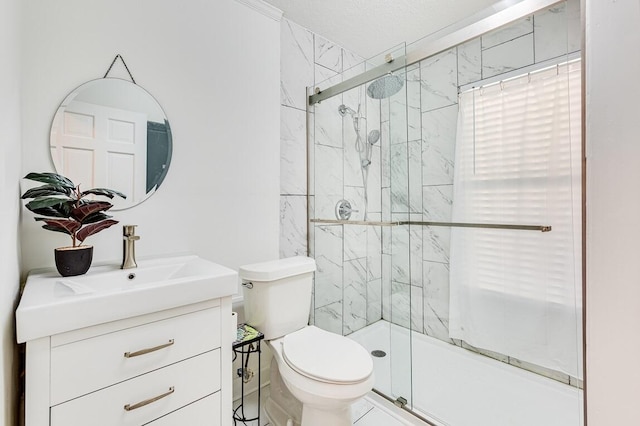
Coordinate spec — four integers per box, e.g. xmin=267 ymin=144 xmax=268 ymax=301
xmin=80 ymin=212 xmax=112 ymax=224
xmin=24 ymin=172 xmax=75 ymax=189
xmin=71 ymin=201 xmax=113 ymax=222
xmin=42 ymin=224 xmax=74 ymax=236
xmin=76 ymin=219 xmax=119 ymax=243
xmin=25 ymin=196 xmax=73 ymax=212
xmin=81 ymin=188 xmax=127 ymax=199
xmin=40 ymin=219 xmax=81 ymax=235
xmin=21 ymin=184 xmax=72 ymax=199
xmin=29 ymin=203 xmax=74 ymax=218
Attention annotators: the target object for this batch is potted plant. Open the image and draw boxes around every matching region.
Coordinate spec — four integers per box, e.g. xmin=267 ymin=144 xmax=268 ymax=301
xmin=21 ymin=172 xmax=126 ymax=277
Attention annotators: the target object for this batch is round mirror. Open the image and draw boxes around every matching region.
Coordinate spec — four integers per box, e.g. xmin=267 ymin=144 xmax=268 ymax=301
xmin=49 ymin=78 xmax=172 ymax=210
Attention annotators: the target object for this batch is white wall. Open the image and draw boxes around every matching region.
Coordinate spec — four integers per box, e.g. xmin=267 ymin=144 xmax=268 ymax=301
xmin=20 ymin=0 xmax=281 ymax=289
xmin=585 ymin=0 xmax=640 ymax=424
xmin=0 ymin=0 xmax=22 ymax=423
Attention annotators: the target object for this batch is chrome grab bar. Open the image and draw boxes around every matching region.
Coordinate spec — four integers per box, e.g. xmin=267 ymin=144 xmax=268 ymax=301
xmin=310 ymin=218 xmax=551 ymax=232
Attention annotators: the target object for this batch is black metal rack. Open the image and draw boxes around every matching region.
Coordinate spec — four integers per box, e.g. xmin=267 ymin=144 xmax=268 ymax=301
xmin=232 ymin=324 xmax=264 ymax=425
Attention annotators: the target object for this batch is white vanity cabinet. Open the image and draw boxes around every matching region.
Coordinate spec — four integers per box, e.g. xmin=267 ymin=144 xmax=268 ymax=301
xmin=16 ymin=256 xmax=237 ymax=426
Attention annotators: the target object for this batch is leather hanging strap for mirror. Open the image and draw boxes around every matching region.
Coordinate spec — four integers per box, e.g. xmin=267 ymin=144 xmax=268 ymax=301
xmin=103 ymin=54 xmax=136 ymax=84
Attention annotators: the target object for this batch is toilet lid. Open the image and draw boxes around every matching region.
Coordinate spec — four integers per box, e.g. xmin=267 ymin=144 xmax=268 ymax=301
xmin=282 ymin=326 xmax=373 ymax=384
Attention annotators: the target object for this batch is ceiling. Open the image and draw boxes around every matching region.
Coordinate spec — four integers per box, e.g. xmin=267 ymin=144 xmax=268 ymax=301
xmin=262 ymin=0 xmax=502 ymax=58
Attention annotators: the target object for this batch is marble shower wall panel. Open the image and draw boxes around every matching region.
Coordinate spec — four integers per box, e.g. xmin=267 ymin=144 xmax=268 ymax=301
xmin=367 ymin=217 xmax=382 ymax=281
xmin=481 ymin=16 xmax=533 ymax=50
xmin=366 ymin=97 xmax=381 ymax=143
xmin=482 ymin=33 xmax=535 ymax=79
xmin=343 ymin=111 xmax=365 ymax=189
xmin=308 ymin=196 xmax=315 ymax=257
xmin=367 ymin=278 xmax=382 ymax=325
xmin=391 ymin=281 xmax=410 ymax=328
xmin=387 ymin=218 xmax=424 ymax=327
xmin=367 ymin=146 xmax=382 ymax=214
xmin=381 ymin=119 xmax=391 ymax=189
xmin=390 ymin=143 xmax=409 ymax=213
xmin=281 ymin=106 xmax=307 ymax=195
xmin=307 ymin=110 xmax=315 ymax=196
xmin=279 ymin=18 xmax=314 ymax=259
xmin=391 ymin=219 xmax=410 ymax=285
xmin=314 ymin=225 xmax=343 ymax=308
xmin=411 ymin=285 xmax=424 ymax=332
xmin=382 ymin=187 xmax=391 ymax=224
xmin=281 ymin=19 xmax=313 ymax=111
xmin=367 ymin=222 xmax=382 ymax=324
xmin=315 ymin=34 xmax=343 ymax=73
xmin=408 ymin=140 xmax=422 ymax=214
xmin=389 ymin=88 xmax=408 ymax=146
xmin=422 ymin=185 xmax=453 ymax=222
xmin=314 ymin=64 xmax=343 ymax=148
xmin=420 ymin=49 xmax=458 ymax=112
xmin=280 ymin=195 xmax=307 ymax=258
xmin=534 ymin=0 xmax=581 ymax=63
xmin=315 ymin=301 xmax=343 ymax=335
xmin=422 ymin=105 xmax=457 ymax=186
xmin=409 ymin=219 xmax=423 ymax=288
xmin=422 ymin=261 xmax=452 ymax=342
xmin=343 ymin=50 xmax=365 ymax=80
xmin=407 ymin=64 xmax=422 ymax=142
xmin=314 ymin=144 xmax=343 ymax=219
xmin=422 ymin=226 xmax=451 ymax=264
xmin=382 ymin=253 xmax=392 ymax=320
xmin=343 ymin=258 xmax=368 ymax=334
xmin=457 ymin=38 xmax=482 ymax=87
xmin=344 ymin=224 xmax=367 ymax=261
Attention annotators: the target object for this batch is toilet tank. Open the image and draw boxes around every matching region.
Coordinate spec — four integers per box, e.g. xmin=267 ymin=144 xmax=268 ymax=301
xmin=239 ymin=256 xmax=316 ymax=340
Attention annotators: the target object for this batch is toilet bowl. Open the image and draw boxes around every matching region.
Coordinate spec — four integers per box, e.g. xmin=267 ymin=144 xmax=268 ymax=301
xmin=239 ymin=257 xmax=375 ymax=426
xmin=268 ymin=326 xmax=375 ymax=426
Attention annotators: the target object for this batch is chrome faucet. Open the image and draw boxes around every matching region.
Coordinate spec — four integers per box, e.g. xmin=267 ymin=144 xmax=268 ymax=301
xmin=121 ymin=225 xmax=140 ymax=269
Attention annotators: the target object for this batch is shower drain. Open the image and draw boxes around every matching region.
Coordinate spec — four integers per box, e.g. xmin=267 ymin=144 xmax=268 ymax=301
xmin=371 ymin=350 xmax=387 ymax=358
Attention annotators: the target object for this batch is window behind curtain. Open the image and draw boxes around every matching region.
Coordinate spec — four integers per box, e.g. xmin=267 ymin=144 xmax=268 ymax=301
xmin=449 ymin=60 xmax=582 ymax=377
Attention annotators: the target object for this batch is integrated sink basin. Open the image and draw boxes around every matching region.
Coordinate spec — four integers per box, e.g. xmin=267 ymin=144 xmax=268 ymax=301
xmin=16 ymin=255 xmax=238 ymax=343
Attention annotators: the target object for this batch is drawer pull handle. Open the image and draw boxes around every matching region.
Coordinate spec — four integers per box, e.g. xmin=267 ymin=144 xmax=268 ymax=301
xmin=124 ymin=339 xmax=174 ymax=358
xmin=124 ymin=387 xmax=175 ymax=411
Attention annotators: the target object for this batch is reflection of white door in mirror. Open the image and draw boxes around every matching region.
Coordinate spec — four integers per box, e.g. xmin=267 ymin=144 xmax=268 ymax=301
xmin=50 ymin=101 xmax=147 ymax=209
xmin=49 ymin=78 xmax=172 ymax=210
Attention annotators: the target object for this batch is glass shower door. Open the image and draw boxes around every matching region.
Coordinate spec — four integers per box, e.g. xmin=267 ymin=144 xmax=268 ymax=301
xmin=378 ymin=43 xmax=414 ymax=409
xmin=308 ymin=41 xmax=414 ymax=410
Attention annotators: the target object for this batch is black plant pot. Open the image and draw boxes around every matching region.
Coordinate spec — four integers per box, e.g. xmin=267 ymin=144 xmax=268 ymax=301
xmin=54 ymin=246 xmax=94 ymax=277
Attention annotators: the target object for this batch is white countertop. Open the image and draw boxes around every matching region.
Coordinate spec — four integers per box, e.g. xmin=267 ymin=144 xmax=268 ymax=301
xmin=16 ymin=255 xmax=238 ymax=343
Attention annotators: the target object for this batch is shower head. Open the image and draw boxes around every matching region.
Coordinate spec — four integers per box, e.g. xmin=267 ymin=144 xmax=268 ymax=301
xmin=338 ymin=104 xmax=357 ymax=117
xmin=367 ymin=129 xmax=380 ymax=145
xmin=366 ymin=74 xmax=404 ymax=99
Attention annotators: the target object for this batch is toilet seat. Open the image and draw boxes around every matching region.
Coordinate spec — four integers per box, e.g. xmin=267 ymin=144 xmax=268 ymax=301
xmin=282 ymin=326 xmax=373 ymax=384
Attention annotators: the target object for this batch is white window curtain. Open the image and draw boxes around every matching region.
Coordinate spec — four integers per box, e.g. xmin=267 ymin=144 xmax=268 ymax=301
xmin=449 ymin=60 xmax=582 ymax=378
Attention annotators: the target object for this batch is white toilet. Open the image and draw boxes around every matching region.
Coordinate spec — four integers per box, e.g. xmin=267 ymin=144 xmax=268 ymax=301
xmin=240 ymin=256 xmax=375 ymax=426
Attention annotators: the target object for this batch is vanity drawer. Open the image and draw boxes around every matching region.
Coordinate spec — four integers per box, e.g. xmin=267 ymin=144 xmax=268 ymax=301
xmin=51 ymin=307 xmax=220 ymax=405
xmin=146 ymin=392 xmax=221 ymax=425
xmin=51 ymin=349 xmax=220 ymax=426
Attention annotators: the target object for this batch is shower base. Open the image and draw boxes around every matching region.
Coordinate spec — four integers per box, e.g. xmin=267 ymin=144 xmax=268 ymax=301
xmin=349 ymin=320 xmax=583 ymax=426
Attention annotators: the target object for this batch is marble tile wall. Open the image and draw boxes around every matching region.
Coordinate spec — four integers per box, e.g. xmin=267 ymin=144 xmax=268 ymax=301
xmin=280 ymin=19 xmax=312 ymax=260
xmin=279 ymin=18 xmax=382 ymax=335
